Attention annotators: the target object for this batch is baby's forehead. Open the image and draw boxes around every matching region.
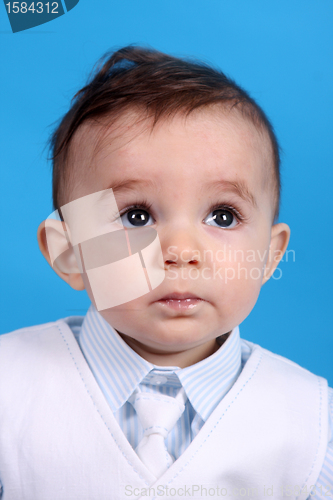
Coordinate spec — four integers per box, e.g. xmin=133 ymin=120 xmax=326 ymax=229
xmin=82 ymin=108 xmax=272 ymax=163
xmin=70 ymin=107 xmax=275 ymax=205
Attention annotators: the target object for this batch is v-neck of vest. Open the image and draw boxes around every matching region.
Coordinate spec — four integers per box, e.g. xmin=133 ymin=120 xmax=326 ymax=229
xmin=57 ymin=317 xmax=262 ymax=487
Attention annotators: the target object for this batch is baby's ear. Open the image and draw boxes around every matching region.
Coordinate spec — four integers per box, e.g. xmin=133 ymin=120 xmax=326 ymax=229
xmin=262 ymin=222 xmax=290 ymax=285
xmin=37 ymin=219 xmax=85 ymax=291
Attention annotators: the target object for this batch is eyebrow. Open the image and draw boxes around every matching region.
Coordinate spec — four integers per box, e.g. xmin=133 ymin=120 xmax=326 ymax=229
xmin=204 ymin=179 xmax=257 ymax=208
xmin=103 ymin=177 xmax=257 ymax=208
xmin=105 ymin=178 xmax=158 ymax=194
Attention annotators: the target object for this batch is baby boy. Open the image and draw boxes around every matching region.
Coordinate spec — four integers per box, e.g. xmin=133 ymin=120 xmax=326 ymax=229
xmin=0 ymin=46 xmax=332 ymax=499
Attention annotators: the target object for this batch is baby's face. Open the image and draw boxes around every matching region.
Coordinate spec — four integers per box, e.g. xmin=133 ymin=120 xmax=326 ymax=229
xmin=71 ymin=109 xmax=282 ymax=365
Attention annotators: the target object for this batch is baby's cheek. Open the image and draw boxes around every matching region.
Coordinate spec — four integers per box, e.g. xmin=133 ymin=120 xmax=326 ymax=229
xmin=215 ymin=258 xmax=264 ymax=320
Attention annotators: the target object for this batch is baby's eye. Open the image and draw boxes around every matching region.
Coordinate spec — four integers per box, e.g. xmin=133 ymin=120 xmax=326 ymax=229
xmin=120 ymin=208 xmax=154 ymax=228
xmin=204 ymin=208 xmax=238 ymax=229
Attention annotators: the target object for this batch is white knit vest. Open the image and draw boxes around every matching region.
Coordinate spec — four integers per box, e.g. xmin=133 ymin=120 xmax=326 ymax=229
xmin=0 ymin=318 xmax=328 ymax=500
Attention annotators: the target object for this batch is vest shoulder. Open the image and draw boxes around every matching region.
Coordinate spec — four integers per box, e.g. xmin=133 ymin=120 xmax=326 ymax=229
xmin=0 ymin=316 xmax=84 ymax=344
xmin=245 ymin=339 xmax=328 ymax=384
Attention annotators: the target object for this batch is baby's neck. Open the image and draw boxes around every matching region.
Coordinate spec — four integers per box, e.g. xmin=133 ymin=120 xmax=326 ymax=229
xmin=118 ymin=333 xmax=227 ymax=368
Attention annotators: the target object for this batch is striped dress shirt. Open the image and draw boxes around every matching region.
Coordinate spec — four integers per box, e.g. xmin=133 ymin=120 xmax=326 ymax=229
xmin=74 ymin=305 xmax=333 ymax=496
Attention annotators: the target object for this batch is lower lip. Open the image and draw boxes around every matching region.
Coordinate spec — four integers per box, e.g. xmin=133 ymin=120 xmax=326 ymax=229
xmin=156 ymin=298 xmax=204 ymax=310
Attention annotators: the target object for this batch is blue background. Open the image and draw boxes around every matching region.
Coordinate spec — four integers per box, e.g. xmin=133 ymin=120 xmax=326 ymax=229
xmin=1 ymin=1 xmax=332 ymax=385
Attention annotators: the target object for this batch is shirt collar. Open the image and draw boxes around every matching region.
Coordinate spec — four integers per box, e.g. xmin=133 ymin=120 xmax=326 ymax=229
xmin=79 ymin=305 xmax=153 ymax=412
xmin=177 ymin=327 xmax=242 ymax=421
xmin=79 ymin=305 xmax=242 ymax=421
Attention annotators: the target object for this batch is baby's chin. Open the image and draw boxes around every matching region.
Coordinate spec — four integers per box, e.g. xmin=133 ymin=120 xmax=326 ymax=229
xmin=118 ymin=327 xmax=221 ymax=367
xmin=106 ymin=314 xmax=227 ymax=347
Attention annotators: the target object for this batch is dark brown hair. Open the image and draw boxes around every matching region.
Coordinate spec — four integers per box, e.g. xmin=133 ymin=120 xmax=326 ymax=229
xmin=50 ymin=45 xmax=281 ymax=219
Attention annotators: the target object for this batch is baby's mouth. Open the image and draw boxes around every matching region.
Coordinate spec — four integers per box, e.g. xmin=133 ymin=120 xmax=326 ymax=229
xmin=155 ymin=292 xmax=204 ymax=310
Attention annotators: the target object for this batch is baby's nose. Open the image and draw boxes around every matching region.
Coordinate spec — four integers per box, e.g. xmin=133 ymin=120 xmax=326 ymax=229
xmin=165 ymin=249 xmax=199 ymax=266
xmin=164 ymin=243 xmax=201 ymax=267
xmin=160 ymin=225 xmax=205 ymax=267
